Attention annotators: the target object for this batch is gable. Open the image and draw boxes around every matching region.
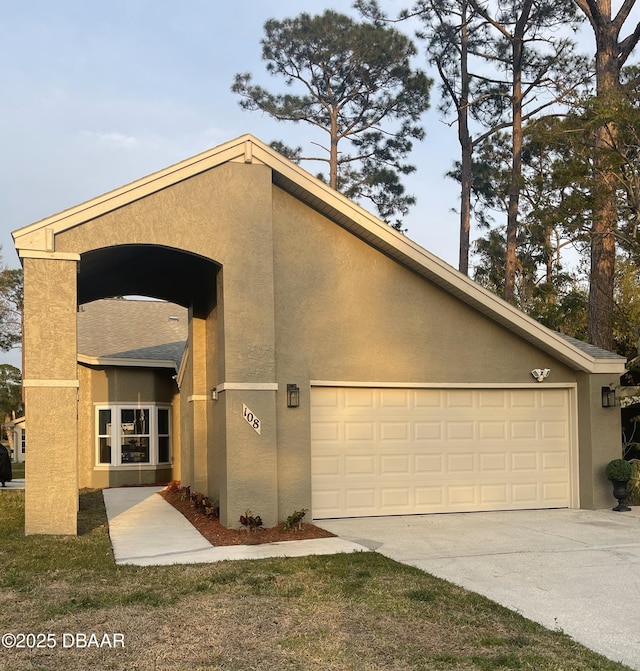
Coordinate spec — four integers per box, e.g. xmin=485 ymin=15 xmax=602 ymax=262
xmin=13 ymin=134 xmax=624 ymax=375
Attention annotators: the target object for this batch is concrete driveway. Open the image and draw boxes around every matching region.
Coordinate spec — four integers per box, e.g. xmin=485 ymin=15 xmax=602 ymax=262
xmin=317 ymin=508 xmax=640 ymax=670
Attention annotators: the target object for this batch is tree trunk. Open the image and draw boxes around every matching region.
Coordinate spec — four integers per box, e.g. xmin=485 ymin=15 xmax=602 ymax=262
xmin=458 ymin=2 xmax=472 ymax=276
xmin=588 ymin=22 xmax=620 ymax=351
xmin=330 ymin=113 xmax=339 ymax=190
xmin=504 ymin=31 xmax=526 ymax=305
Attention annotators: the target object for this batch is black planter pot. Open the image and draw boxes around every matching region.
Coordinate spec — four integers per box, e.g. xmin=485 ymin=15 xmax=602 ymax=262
xmin=611 ymin=479 xmax=631 ymax=512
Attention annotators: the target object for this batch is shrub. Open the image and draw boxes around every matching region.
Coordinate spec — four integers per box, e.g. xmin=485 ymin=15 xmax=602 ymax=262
xmin=627 ymin=461 xmax=640 ymax=505
xmin=240 ymin=510 xmax=263 ymax=532
xmin=605 ymin=458 xmax=632 ymax=481
xmin=282 ymin=508 xmax=308 ymax=531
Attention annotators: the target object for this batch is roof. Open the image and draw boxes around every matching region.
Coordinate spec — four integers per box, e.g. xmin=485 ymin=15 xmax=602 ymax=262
xmin=557 ymin=334 xmax=622 ymax=360
xmin=13 ymin=134 xmax=626 ymax=375
xmin=77 ymin=299 xmax=187 ymax=370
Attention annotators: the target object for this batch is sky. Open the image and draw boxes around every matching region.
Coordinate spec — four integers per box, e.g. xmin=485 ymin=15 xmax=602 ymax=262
xmin=1 ymin=1 xmax=463 ymax=266
xmin=1 ymin=0 xmax=630 ymax=371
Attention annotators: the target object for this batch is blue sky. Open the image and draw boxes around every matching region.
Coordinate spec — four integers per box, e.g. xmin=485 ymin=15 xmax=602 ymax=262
xmin=1 ymin=1 xmax=463 ymax=271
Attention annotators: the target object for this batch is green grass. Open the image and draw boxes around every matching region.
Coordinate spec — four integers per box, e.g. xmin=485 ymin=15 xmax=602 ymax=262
xmin=0 ymin=489 xmax=633 ymax=671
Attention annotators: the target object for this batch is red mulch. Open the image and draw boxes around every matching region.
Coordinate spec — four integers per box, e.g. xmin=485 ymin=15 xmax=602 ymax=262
xmin=158 ymin=487 xmax=335 ymax=546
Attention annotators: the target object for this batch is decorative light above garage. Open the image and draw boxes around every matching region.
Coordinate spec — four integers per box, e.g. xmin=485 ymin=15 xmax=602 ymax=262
xmin=531 ymin=368 xmax=551 ymax=382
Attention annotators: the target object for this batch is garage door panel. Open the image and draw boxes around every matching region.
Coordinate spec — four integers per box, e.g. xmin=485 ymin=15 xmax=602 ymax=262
xmin=380 ymin=454 xmax=411 ymax=473
xmin=479 ymin=421 xmax=507 ymax=440
xmin=510 ymin=390 xmax=537 ymax=407
xmin=541 ymin=421 xmax=567 ymax=439
xmin=380 ymin=389 xmax=409 ymax=407
xmin=414 ymin=389 xmax=442 ymax=407
xmin=344 ymin=388 xmax=375 ymax=408
xmin=478 ymin=390 xmax=507 ymax=407
xmin=510 ymin=421 xmax=538 ymax=439
xmin=414 ymin=422 xmax=442 ymax=440
xmin=542 ymin=451 xmax=568 ymax=470
xmin=511 ymin=452 xmax=538 ymax=471
xmin=415 ymin=454 xmax=443 ymax=473
xmin=311 ymin=387 xmax=572 ymax=518
xmin=447 ymin=421 xmax=475 ymax=440
xmin=480 ymin=453 xmax=508 ymax=471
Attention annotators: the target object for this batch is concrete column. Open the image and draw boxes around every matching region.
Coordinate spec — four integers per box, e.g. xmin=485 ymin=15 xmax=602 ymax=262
xmin=22 ymin=256 xmax=79 ymax=535
xmin=218 ymin=388 xmax=278 ymax=528
xmin=190 ymin=313 xmax=209 ymax=494
xmin=213 ymin=164 xmax=279 ymax=527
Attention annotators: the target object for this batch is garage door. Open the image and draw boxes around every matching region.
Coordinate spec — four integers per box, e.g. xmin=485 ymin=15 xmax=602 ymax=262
xmin=311 ymin=386 xmax=572 ymax=519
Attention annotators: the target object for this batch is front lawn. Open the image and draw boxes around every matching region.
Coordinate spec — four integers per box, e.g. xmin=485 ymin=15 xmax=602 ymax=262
xmin=0 ymin=490 xmax=632 ymax=670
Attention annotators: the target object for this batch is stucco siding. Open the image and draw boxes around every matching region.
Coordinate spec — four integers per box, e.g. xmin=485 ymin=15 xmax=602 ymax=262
xmin=271 ymin=187 xmax=574 ymax=385
xmin=270 ymin=186 xmax=583 ymax=518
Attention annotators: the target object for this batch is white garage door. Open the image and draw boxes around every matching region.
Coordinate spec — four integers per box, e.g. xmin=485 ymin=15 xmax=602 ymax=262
xmin=311 ymin=386 xmax=572 ymax=519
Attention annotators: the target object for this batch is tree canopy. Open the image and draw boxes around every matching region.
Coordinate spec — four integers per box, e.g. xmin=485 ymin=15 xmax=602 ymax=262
xmin=0 ymin=364 xmax=22 ymax=422
xmin=0 ymin=251 xmax=23 ymax=352
xmin=232 ymin=10 xmax=432 ymax=229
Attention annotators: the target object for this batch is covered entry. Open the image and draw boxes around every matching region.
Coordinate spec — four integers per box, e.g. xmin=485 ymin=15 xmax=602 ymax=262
xmin=311 ymin=385 xmax=575 ymax=518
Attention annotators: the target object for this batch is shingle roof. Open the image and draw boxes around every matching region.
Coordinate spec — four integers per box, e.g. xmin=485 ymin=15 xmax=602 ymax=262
xmin=77 ymin=299 xmax=187 ymax=368
xmin=557 ymin=333 xmax=626 ymax=361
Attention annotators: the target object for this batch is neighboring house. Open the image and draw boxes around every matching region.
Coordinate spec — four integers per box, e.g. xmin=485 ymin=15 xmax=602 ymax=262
xmin=12 ymin=134 xmax=625 ymax=535
xmin=3 ymin=416 xmax=25 ymax=463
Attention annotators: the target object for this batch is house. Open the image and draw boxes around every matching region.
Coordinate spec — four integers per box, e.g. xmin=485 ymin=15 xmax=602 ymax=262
xmin=12 ymin=134 xmax=625 ymax=535
xmin=3 ymin=416 xmax=25 ymax=463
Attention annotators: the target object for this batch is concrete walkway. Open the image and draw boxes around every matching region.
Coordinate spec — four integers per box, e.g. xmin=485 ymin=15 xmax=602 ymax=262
xmin=102 ymin=486 xmax=366 ymax=566
xmin=0 ymin=478 xmax=25 ymax=490
xmin=317 ymin=509 xmax=640 ymax=671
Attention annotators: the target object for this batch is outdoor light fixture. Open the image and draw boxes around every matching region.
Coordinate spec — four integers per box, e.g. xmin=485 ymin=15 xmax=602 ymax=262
xmin=287 ymin=384 xmax=300 ymax=408
xmin=211 ymin=388 xmax=218 ymax=401
xmin=531 ymin=368 xmax=551 ymax=382
xmin=602 ymin=386 xmax=616 ymax=408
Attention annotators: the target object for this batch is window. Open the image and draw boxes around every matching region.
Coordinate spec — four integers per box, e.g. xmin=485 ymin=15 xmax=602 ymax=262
xmin=95 ymin=405 xmax=171 ymax=467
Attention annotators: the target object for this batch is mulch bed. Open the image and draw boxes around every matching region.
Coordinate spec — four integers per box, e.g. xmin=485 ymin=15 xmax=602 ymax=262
xmin=159 ymin=487 xmax=335 ymax=546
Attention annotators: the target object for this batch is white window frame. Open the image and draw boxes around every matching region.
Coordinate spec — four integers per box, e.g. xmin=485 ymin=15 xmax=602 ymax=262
xmin=94 ymin=403 xmax=172 ymax=469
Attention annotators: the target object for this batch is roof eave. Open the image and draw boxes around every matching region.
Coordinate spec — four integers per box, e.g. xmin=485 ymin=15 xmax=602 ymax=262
xmin=78 ymin=354 xmax=179 ymax=371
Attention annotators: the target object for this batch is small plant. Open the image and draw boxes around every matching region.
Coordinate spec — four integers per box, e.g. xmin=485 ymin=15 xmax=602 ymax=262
xmin=166 ymin=480 xmax=181 ymax=492
xmin=605 ymin=458 xmax=632 ymax=482
xmin=627 ymin=460 xmax=640 ymax=505
xmin=282 ymin=508 xmax=308 ymax=531
xmin=240 ymin=509 xmax=263 ymax=532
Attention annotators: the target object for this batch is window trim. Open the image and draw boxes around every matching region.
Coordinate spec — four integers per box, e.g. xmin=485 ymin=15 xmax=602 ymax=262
xmin=94 ymin=403 xmax=172 ymax=469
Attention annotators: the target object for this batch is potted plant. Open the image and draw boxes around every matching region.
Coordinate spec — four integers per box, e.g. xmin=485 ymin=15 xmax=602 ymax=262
xmin=605 ymin=458 xmax=633 ymax=512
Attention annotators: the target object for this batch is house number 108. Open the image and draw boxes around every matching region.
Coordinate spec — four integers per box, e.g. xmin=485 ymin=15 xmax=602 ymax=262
xmin=242 ymin=404 xmax=261 ymax=435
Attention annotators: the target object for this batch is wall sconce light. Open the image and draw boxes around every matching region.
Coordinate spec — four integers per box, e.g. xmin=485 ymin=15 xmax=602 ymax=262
xmin=602 ymin=386 xmax=616 ymax=408
xmin=211 ymin=388 xmax=218 ymax=401
xmin=531 ymin=368 xmax=551 ymax=382
xmin=287 ymin=384 xmax=300 ymax=408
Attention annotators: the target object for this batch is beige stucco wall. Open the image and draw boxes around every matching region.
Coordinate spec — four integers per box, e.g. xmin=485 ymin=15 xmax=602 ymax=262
xmin=20 ymin=159 xmax=623 ymax=533
xmin=576 ymin=372 xmax=623 ymax=509
xmin=269 ymin=187 xmax=604 ymax=516
xmin=57 ymin=162 xmax=280 ymax=526
xmin=23 ymin=258 xmax=79 ymax=535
